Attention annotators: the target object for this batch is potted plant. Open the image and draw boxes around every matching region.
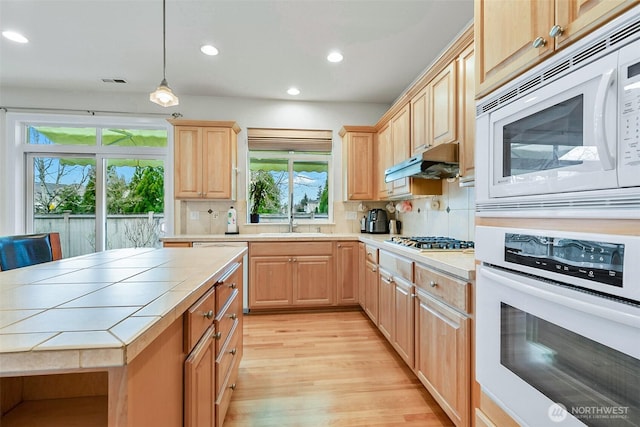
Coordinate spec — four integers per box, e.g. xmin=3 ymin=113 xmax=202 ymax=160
xmin=249 ymin=177 xmax=269 ymax=223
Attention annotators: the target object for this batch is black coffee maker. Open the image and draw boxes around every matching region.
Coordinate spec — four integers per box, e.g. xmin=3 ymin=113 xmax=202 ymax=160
xmin=366 ymin=209 xmax=389 ymax=234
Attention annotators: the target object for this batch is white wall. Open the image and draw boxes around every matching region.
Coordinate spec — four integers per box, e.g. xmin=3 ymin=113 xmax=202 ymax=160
xmin=0 ymin=87 xmax=389 ymax=234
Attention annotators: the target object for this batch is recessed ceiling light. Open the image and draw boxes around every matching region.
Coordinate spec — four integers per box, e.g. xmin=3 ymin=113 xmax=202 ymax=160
xmin=287 ymin=87 xmax=300 ymax=96
xmin=2 ymin=31 xmax=29 ymax=43
xmin=200 ymin=44 xmax=219 ymax=56
xmin=327 ymin=51 xmax=343 ymax=63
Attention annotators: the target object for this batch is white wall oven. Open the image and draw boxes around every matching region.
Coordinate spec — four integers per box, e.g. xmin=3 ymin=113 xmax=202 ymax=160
xmin=475 ymin=6 xmax=640 ymax=214
xmin=476 ymin=226 xmax=640 ymax=426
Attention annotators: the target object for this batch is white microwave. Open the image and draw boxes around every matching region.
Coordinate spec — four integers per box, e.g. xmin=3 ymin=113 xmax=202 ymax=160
xmin=476 ymin=7 xmax=640 ymax=215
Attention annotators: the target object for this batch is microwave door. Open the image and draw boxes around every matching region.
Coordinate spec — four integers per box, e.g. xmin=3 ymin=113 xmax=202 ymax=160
xmin=489 ymin=52 xmax=619 ymax=199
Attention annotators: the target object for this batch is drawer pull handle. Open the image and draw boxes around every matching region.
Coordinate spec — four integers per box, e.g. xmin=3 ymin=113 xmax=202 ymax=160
xmin=214 ymin=332 xmax=222 ymax=340
xmin=430 ymin=280 xmax=438 ymax=288
xmin=229 ymin=313 xmax=237 ymax=320
xmin=230 ymin=383 xmax=237 ymax=390
xmin=203 ymin=310 xmax=214 ymax=319
xmin=532 ymin=36 xmax=546 ymax=48
xmin=229 ymin=282 xmax=237 ymax=289
xmin=230 ymin=348 xmax=237 ymax=355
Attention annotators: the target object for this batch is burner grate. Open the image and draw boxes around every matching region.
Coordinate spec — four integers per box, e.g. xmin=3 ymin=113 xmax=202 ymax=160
xmin=387 ymin=236 xmax=475 ymax=251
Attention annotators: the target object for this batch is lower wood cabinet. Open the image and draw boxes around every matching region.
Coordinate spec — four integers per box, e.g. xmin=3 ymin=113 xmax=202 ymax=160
xmin=414 ymin=287 xmax=470 ymax=427
xmin=358 ymin=243 xmax=366 ymax=305
xmin=336 ymin=241 xmax=359 ymax=305
xmin=184 ymin=261 xmax=243 ymax=427
xmin=392 ymin=275 xmax=414 ymax=367
xmin=364 ymin=260 xmax=379 ymax=324
xmin=249 ymin=241 xmax=360 ymax=310
xmin=378 ymin=267 xmax=394 ymax=341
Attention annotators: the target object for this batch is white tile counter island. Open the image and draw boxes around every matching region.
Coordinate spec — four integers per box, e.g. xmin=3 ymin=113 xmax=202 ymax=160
xmin=0 ymin=246 xmax=247 ymax=427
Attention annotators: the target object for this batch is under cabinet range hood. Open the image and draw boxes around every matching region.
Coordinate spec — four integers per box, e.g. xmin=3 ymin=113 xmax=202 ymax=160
xmin=384 ymin=143 xmax=459 ymax=182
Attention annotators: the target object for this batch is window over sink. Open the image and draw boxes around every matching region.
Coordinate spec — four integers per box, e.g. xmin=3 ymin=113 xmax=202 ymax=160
xmin=247 ymin=128 xmax=333 ymax=225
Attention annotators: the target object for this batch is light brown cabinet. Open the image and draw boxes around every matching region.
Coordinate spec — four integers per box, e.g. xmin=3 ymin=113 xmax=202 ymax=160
xmin=411 ymin=60 xmax=457 ymax=153
xmin=358 ymin=242 xmax=366 ymax=305
xmin=249 ymin=242 xmax=334 ymax=310
xmin=392 ymin=275 xmax=414 ymax=367
xmin=382 ymin=106 xmax=442 ymax=199
xmin=475 ymin=0 xmax=636 ymax=98
xmin=185 ymin=326 xmax=216 ymax=427
xmin=340 ymin=127 xmax=376 ymax=201
xmin=336 ymin=241 xmax=359 ymax=306
xmin=171 ymin=120 xmax=240 ymax=200
xmin=457 ymin=43 xmax=475 ymax=182
xmin=414 ymin=263 xmax=471 ymax=427
xmin=378 ymin=268 xmax=394 ymax=341
xmin=364 ymin=260 xmax=379 ymax=324
xmin=376 ymin=123 xmax=393 ymax=200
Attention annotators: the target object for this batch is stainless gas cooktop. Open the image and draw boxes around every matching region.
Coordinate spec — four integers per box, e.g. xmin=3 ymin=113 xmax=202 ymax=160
xmin=386 ymin=236 xmax=475 ymax=252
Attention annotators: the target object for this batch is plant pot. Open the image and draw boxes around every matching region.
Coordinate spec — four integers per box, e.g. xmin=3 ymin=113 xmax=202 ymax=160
xmin=250 ymin=213 xmax=260 ymax=223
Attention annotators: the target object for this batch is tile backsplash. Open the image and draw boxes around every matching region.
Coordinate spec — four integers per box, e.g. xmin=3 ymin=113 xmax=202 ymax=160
xmin=178 ymin=180 xmax=474 ymax=240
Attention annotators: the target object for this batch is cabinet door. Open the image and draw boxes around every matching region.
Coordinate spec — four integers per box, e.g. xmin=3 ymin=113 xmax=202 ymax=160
xmin=202 ymin=127 xmax=235 ymax=199
xmin=554 ymin=0 xmax=636 ymax=49
xmin=393 ymin=277 xmax=414 ymax=368
xmin=184 ymin=326 xmax=216 ymax=427
xmin=376 ymin=124 xmax=392 ymax=200
xmin=475 ymin=0 xmax=554 ymax=97
xmin=378 ymin=269 xmax=394 ymax=341
xmin=358 ymin=243 xmax=366 ymax=307
xmin=345 ymin=132 xmax=375 ymax=200
xmin=415 ymin=289 xmax=470 ymax=427
xmin=458 ymin=44 xmax=475 ymax=180
xmin=430 ymin=61 xmax=457 ymax=146
xmin=336 ymin=242 xmax=358 ymax=305
xmin=410 ymin=86 xmax=430 ymax=153
xmin=293 ymin=255 xmax=334 ymax=306
xmin=390 ymin=105 xmax=411 ymax=196
xmin=174 ymin=126 xmax=203 ymax=198
xmin=249 ymin=256 xmax=293 ymax=308
xmin=364 ymin=261 xmax=379 ymax=324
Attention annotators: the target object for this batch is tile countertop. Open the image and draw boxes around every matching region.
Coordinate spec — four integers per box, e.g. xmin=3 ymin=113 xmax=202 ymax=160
xmin=0 ymin=246 xmax=247 ymax=376
xmin=162 ymin=233 xmax=476 ymax=282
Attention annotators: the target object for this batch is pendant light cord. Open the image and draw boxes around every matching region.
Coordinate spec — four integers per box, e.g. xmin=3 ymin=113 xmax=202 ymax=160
xmin=162 ymin=0 xmax=167 ymax=81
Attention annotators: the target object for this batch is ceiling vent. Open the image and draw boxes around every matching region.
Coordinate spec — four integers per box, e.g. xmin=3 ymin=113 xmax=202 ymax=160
xmin=101 ymin=78 xmax=128 ymax=84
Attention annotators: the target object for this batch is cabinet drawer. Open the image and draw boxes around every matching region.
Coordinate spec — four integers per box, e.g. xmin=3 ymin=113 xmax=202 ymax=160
xmin=365 ymin=244 xmax=378 ymax=264
xmin=250 ymin=241 xmax=333 ymax=256
xmin=215 ymin=290 xmax=240 ymax=353
xmin=185 ymin=286 xmax=216 ymax=352
xmin=379 ymin=250 xmax=413 ymax=282
xmin=216 ymin=262 xmax=241 ymax=313
xmin=415 ymin=263 xmax=470 ymax=314
xmin=215 ymin=321 xmax=240 ymax=396
xmin=216 ymin=357 xmax=240 ymax=427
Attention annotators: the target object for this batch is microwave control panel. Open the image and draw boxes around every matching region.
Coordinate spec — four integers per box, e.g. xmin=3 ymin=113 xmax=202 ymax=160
xmin=619 ymin=38 xmax=640 ymax=185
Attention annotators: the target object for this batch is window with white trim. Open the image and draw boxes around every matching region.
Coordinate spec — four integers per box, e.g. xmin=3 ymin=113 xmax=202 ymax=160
xmin=247 ymin=128 xmax=332 ymax=224
xmin=8 ymin=113 xmax=172 ymax=257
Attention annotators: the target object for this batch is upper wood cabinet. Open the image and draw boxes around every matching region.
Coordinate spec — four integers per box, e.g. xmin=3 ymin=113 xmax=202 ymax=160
xmin=475 ymin=0 xmax=637 ymax=98
xmin=170 ymin=120 xmax=240 ymax=200
xmin=390 ymin=105 xmax=411 ymax=196
xmin=340 ymin=126 xmax=376 ymax=201
xmin=457 ymin=43 xmax=476 ymax=182
xmin=376 ymin=123 xmax=393 ymax=200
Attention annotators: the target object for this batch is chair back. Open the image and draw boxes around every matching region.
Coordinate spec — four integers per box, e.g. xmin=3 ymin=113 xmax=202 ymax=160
xmin=0 ymin=232 xmax=62 ymax=271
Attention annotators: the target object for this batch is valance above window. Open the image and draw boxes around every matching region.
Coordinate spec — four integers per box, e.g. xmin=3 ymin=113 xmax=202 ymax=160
xmin=247 ymin=128 xmax=333 ymax=152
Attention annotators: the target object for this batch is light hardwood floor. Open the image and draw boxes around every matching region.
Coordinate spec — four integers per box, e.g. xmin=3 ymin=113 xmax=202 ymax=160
xmin=224 ymin=310 xmax=454 ymax=427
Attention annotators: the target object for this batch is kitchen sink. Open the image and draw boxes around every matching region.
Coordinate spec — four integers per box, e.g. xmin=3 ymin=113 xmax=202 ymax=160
xmin=258 ymin=232 xmax=325 ymax=237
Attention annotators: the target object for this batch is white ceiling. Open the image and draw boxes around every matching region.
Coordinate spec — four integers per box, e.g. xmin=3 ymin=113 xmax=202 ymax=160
xmin=0 ymin=0 xmax=474 ymax=104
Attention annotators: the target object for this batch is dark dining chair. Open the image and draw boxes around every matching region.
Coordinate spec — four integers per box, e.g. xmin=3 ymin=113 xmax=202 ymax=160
xmin=0 ymin=232 xmax=62 ymax=271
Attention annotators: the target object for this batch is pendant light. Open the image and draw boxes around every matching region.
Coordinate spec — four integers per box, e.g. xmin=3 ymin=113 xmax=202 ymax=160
xmin=150 ymin=0 xmax=179 ymax=107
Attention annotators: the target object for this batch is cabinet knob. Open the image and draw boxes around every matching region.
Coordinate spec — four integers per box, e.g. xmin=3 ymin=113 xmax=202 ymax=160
xmin=549 ymin=25 xmax=564 ymax=38
xmin=430 ymin=280 xmax=438 ymax=288
xmin=203 ymin=310 xmax=214 ymax=319
xmin=532 ymin=37 xmax=546 ymax=48
xmin=229 ymin=313 xmax=237 ymax=320
xmin=214 ymin=332 xmax=222 ymax=340
xmin=229 ymin=282 xmax=237 ymax=289
xmin=230 ymin=383 xmax=237 ymax=390
xmin=293 ymin=258 xmax=297 ymax=262
xmin=288 ymin=258 xmax=293 ymax=262
xmin=230 ymin=348 xmax=237 ymax=355
xmin=337 ymin=244 xmax=342 ymax=248
xmin=372 ymin=267 xmax=377 ymax=273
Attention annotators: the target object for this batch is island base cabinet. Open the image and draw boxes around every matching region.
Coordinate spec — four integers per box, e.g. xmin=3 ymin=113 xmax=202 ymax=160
xmin=185 ymin=326 xmax=217 ymax=427
xmin=414 ymin=288 xmax=470 ymax=427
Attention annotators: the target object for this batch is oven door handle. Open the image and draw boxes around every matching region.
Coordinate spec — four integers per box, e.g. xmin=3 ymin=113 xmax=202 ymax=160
xmin=593 ymin=67 xmax=615 ymax=171
xmin=481 ymin=266 xmax=640 ymax=329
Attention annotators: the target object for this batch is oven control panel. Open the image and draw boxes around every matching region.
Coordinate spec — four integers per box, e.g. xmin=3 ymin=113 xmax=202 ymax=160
xmin=504 ymin=233 xmax=624 ymax=287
